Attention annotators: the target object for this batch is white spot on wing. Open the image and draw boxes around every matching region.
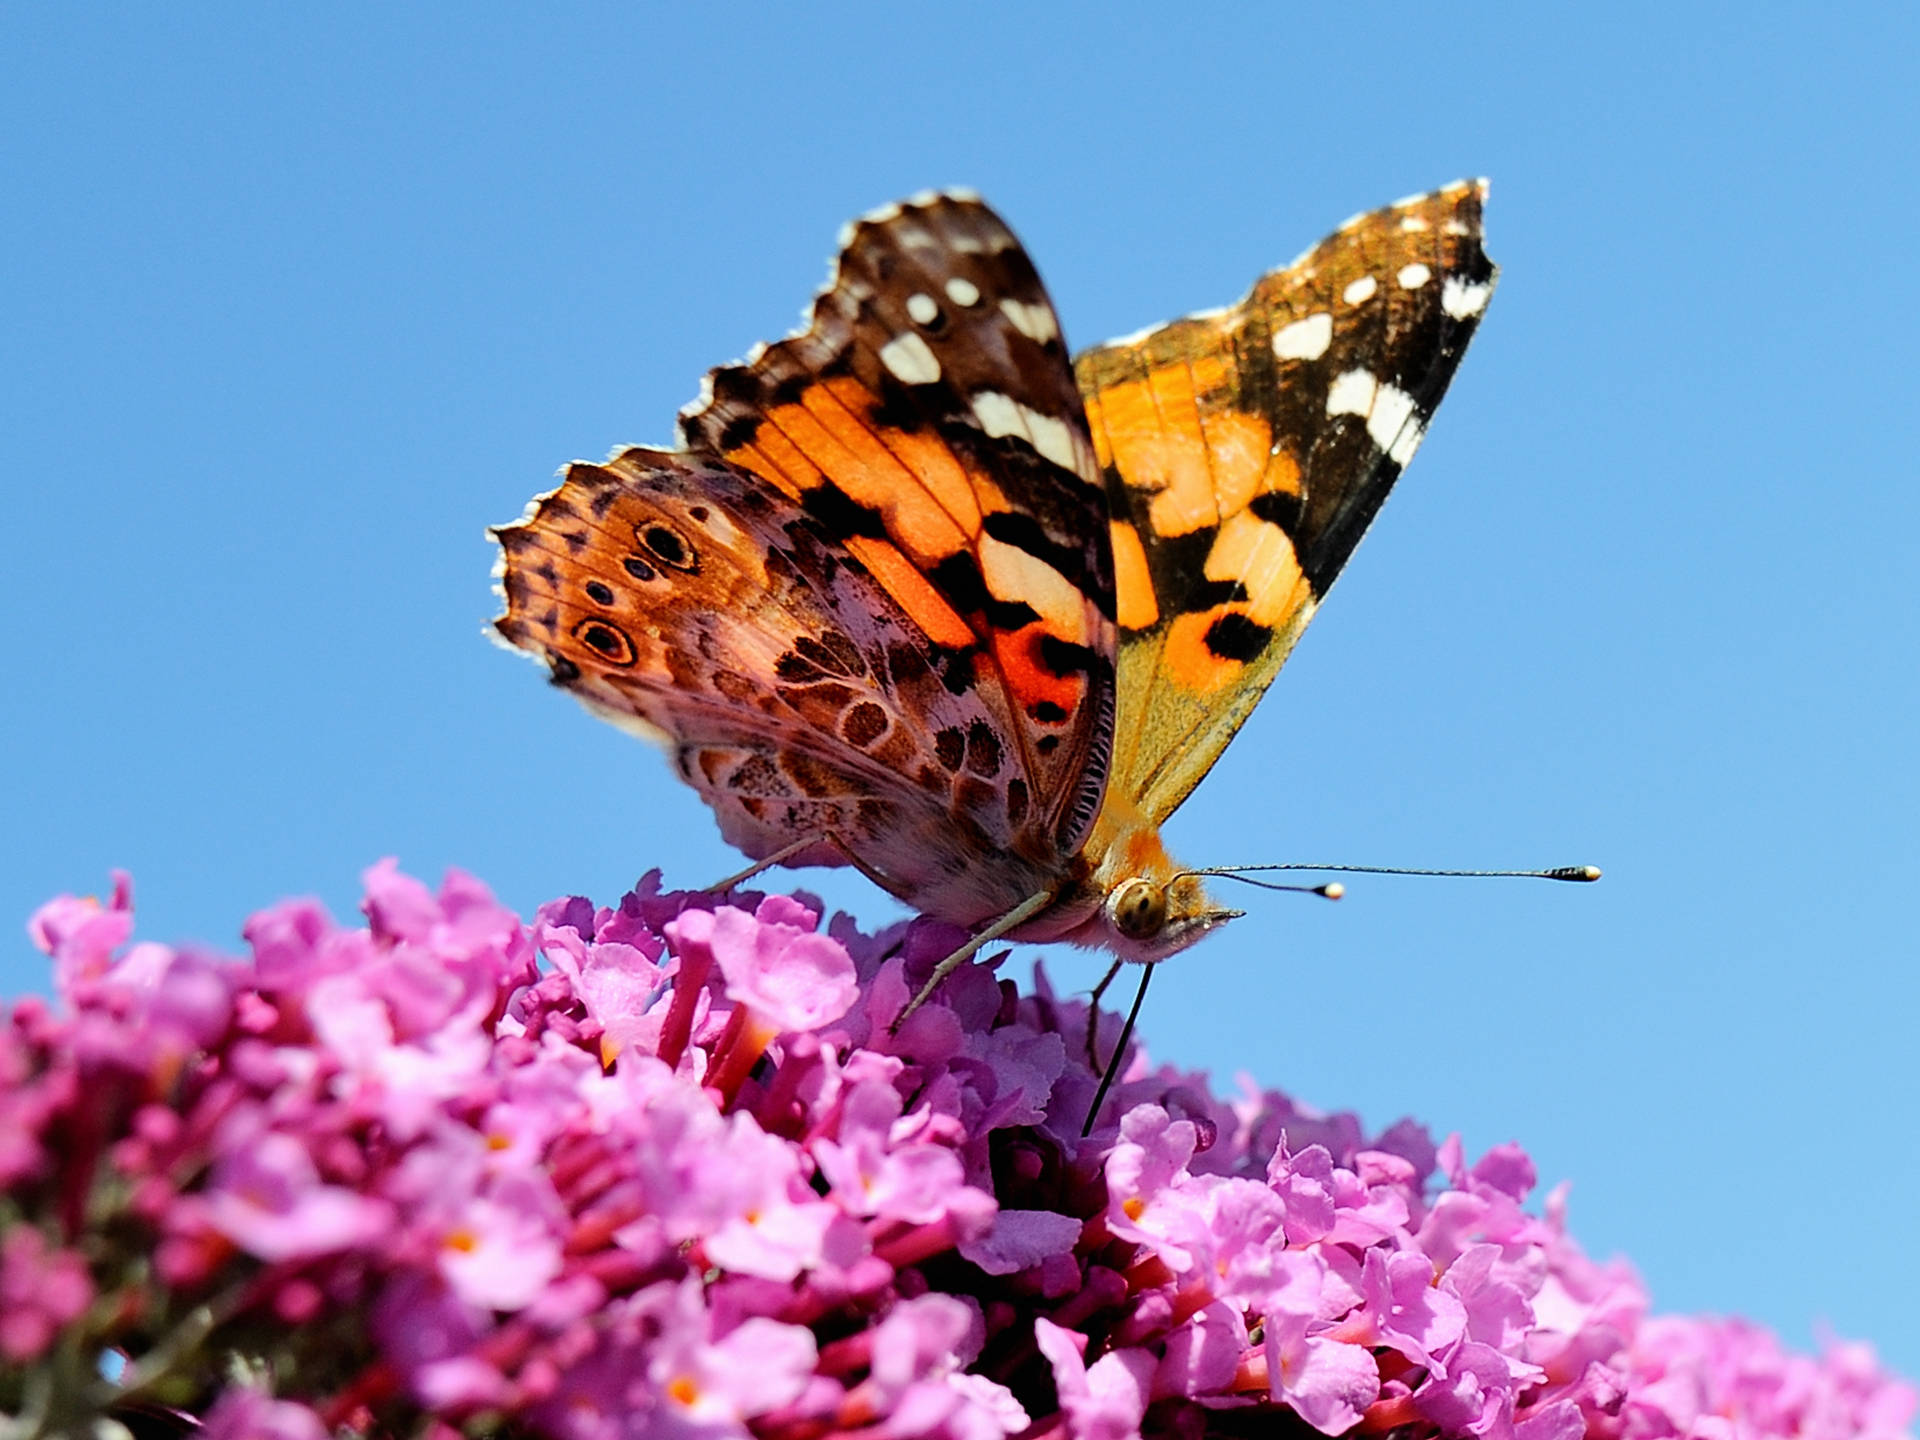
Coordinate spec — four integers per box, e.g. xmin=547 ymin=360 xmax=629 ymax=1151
xmin=1343 ymin=275 xmax=1377 ymax=305
xmin=906 ymin=292 xmax=939 ymax=325
xmin=973 ymin=390 xmax=1078 ymax=470
xmin=1272 ymin=312 xmax=1332 ymax=361
xmin=973 ymin=391 xmax=1022 ymax=435
xmin=1326 ymin=368 xmax=1377 ymax=418
xmin=979 ymin=536 xmax=1085 ymax=640
xmin=999 ymin=297 xmax=1059 ymax=343
xmin=879 ymin=331 xmax=941 ymax=385
xmin=1399 ymin=216 xmax=1430 ymax=232
xmin=1397 ymin=262 xmax=1432 ymax=289
xmin=1023 ymin=413 xmax=1078 ymax=471
xmin=945 ymin=276 xmax=981 ymax=306
xmin=1267 ymin=314 xmax=1328 ymax=362
xmin=1367 ymin=383 xmax=1422 ymax=462
xmin=1441 ymin=275 xmax=1493 ymax=318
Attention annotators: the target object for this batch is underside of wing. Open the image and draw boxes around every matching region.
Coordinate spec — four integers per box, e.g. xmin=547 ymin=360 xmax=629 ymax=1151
xmin=491 ymin=449 xmax=1064 ymax=924
xmin=1076 ymin=180 xmax=1497 ymax=824
xmin=677 ymin=193 xmax=1118 ymax=863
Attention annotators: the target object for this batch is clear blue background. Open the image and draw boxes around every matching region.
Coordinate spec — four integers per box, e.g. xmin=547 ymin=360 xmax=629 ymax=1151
xmin=7 ymin=1 xmax=1916 ymax=1383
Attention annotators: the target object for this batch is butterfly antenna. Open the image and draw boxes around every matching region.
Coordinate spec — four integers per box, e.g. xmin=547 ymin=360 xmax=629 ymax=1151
xmin=1196 ymin=863 xmax=1602 ymax=884
xmin=1192 ymin=873 xmax=1349 ymax=898
xmin=1082 ymin=962 xmax=1155 ymax=1138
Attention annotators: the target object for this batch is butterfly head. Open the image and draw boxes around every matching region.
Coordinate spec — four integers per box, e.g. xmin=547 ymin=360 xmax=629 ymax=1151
xmin=1100 ymin=872 xmax=1239 ymax=962
xmin=1070 ymin=800 xmax=1242 ymax=963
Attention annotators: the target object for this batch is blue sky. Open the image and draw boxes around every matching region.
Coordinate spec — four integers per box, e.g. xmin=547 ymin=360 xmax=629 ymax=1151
xmin=7 ymin=1 xmax=1918 ymax=1381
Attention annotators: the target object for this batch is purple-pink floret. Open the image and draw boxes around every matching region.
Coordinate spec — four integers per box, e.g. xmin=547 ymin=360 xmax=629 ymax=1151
xmin=4 ymin=866 xmax=1913 ymax=1440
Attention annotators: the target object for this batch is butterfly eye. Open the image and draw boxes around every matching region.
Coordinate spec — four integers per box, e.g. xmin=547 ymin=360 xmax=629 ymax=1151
xmin=1109 ymin=877 xmax=1166 ymax=941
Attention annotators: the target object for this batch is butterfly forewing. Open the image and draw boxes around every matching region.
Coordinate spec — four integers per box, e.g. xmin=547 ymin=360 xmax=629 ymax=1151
xmin=1076 ymin=180 xmax=1496 ymax=825
xmin=678 ymin=193 xmax=1118 ymax=862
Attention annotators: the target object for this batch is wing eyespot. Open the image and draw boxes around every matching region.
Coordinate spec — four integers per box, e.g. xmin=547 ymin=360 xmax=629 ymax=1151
xmin=635 ymin=522 xmax=699 ymax=573
xmin=571 ymin=619 xmax=637 ymax=667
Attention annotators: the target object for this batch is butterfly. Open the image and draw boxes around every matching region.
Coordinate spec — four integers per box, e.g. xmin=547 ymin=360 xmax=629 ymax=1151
xmin=492 ymin=181 xmax=1496 ymax=1034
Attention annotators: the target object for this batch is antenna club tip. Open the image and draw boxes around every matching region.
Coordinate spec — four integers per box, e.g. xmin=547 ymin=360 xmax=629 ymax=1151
xmin=1319 ymin=882 xmax=1345 ymax=901
xmin=1556 ymin=865 xmax=1603 ymax=883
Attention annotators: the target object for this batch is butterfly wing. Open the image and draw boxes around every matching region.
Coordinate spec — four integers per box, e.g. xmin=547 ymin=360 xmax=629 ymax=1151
xmin=494 ymin=449 xmax=1056 ymax=919
xmin=1076 ymin=180 xmax=1496 ymax=824
xmin=494 ymin=194 xmax=1117 ymax=923
xmin=678 ymin=192 xmax=1117 ymax=861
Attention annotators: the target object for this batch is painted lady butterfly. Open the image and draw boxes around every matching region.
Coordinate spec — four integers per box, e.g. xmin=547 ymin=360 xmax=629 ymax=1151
xmin=492 ymin=181 xmax=1497 ymax=1018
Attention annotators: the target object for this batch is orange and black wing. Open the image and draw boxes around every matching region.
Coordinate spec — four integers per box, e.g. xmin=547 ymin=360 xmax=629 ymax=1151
xmin=678 ymin=192 xmax=1117 ymax=861
xmin=1077 ymin=180 xmax=1497 ymax=824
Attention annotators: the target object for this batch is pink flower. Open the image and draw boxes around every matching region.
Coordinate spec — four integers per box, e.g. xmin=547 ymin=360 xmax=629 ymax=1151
xmin=200 ymin=1386 xmax=330 ymax=1440
xmin=1035 ymin=1317 xmax=1155 ymax=1440
xmin=200 ymin=1128 xmax=393 ymax=1261
xmin=814 ymin=1079 xmax=971 ymax=1225
xmin=1265 ymin=1310 xmax=1381 ymax=1435
xmin=1443 ymin=1243 xmax=1542 ymax=1381
xmin=958 ymin=1207 xmax=1082 ymax=1276
xmin=1263 ymin=1250 xmax=1382 ymax=1434
xmin=0 ymin=1225 xmax=92 ymax=1361
xmin=1415 ymin=1340 xmax=1519 ymax=1436
xmin=855 ymin=1292 xmax=1030 ymax=1437
xmin=1354 ymin=1246 xmax=1467 ymax=1372
xmin=641 ymin=1278 xmax=818 ymax=1437
xmin=29 ymin=871 xmax=134 ymax=996
xmin=436 ymin=1182 xmax=565 ymax=1311
xmin=708 ymin=897 xmax=859 ymax=1034
xmin=6 ymin=866 xmax=1912 ymax=1440
xmin=697 ymin=1117 xmax=841 ymax=1281
xmin=1157 ymin=1299 xmax=1248 ymax=1397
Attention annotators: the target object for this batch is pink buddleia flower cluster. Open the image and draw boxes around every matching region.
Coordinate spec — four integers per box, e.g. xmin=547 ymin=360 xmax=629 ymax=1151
xmin=3 ymin=864 xmax=1912 ymax=1440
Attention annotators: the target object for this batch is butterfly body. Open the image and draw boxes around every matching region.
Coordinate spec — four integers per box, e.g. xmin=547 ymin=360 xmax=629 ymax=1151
xmin=493 ymin=183 xmax=1495 ymax=972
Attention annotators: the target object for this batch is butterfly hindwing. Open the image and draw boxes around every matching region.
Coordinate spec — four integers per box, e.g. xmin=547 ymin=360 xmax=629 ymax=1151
xmin=1076 ymin=180 xmax=1496 ymax=824
xmin=678 ymin=192 xmax=1118 ymax=861
xmin=492 ymin=449 xmax=1073 ymax=923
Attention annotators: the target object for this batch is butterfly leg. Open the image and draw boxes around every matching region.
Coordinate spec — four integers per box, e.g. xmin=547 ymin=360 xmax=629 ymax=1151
xmin=708 ymin=834 xmax=826 ymax=893
xmin=1082 ymin=962 xmax=1155 ymax=1137
xmin=889 ymin=888 xmax=1057 ymax=1033
xmin=708 ymin=831 xmax=907 ymax=899
xmin=1085 ymin=958 xmax=1126 ymax=1072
